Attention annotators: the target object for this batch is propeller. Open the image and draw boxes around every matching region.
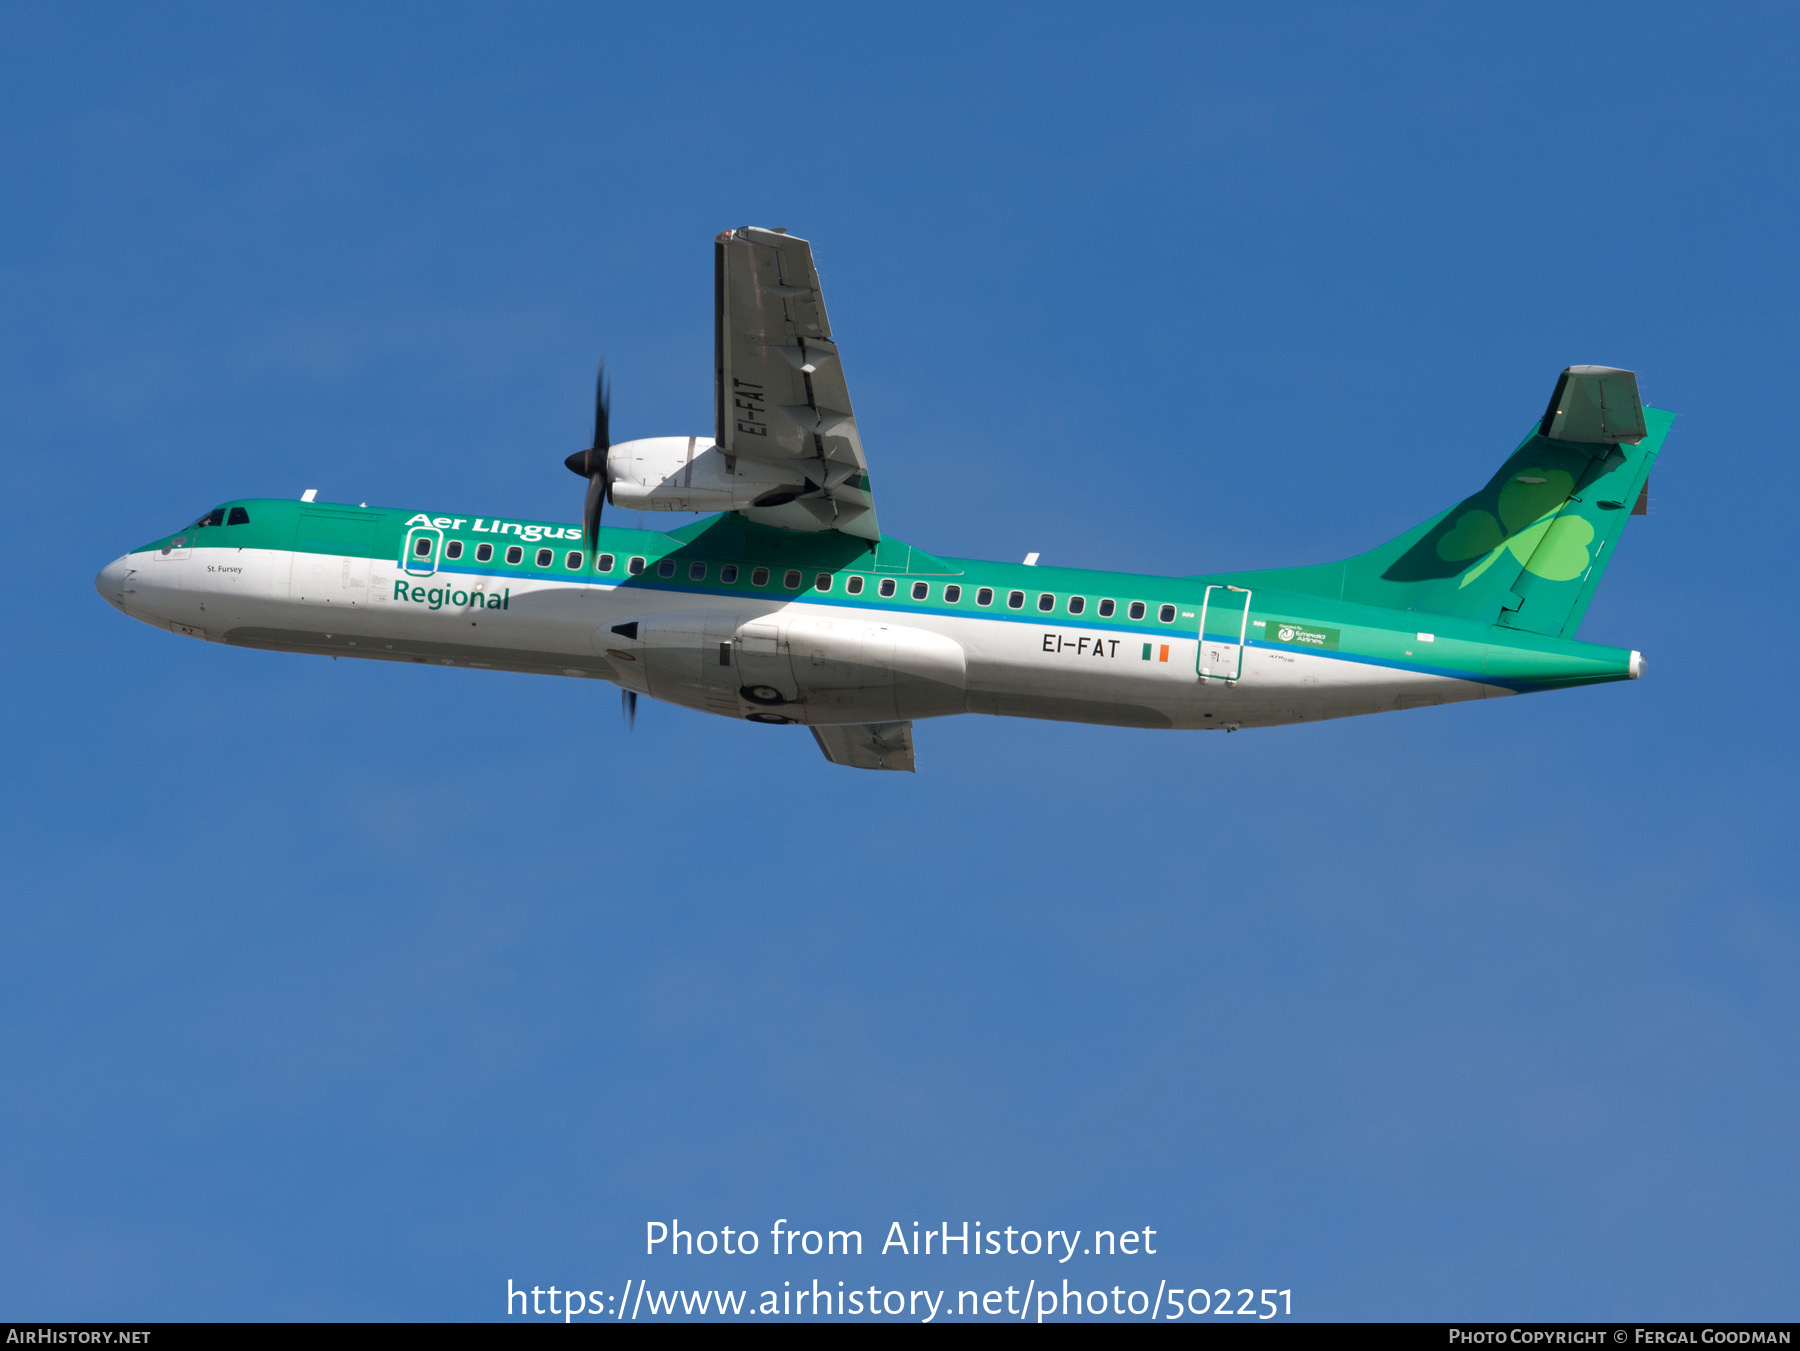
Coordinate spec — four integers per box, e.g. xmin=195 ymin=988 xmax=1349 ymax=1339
xmin=621 ymin=688 xmax=637 ymax=730
xmin=563 ymin=362 xmax=612 ymax=560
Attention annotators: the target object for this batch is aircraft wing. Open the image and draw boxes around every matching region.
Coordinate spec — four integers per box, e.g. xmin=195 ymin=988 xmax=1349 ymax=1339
xmin=715 ymin=227 xmax=879 ymax=541
xmin=810 ymin=721 xmax=915 ymax=771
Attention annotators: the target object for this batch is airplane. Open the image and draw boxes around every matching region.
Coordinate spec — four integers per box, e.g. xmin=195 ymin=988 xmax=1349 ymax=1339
xmin=95 ymin=226 xmax=1664 ymax=772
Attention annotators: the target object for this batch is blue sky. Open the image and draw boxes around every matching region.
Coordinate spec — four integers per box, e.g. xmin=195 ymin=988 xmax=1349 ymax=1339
xmin=3 ymin=1 xmax=1796 ymax=1321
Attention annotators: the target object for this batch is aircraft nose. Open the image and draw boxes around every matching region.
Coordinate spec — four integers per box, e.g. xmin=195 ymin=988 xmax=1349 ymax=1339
xmin=95 ymin=555 xmax=132 ymax=612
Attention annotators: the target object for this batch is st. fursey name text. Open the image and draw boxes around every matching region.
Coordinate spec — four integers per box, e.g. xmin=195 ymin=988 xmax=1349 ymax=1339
xmin=646 ymin=1219 xmax=1157 ymax=1263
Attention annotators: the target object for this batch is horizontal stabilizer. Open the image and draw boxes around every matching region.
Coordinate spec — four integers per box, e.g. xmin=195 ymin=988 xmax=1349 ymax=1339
xmin=811 ymin=720 xmax=915 ymax=771
xmin=1539 ymin=366 xmax=1647 ymax=445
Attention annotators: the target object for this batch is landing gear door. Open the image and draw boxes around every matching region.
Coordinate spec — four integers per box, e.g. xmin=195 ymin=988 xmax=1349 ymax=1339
xmin=734 ymin=619 xmax=799 ymax=707
xmin=1198 ymin=585 xmax=1251 ymax=682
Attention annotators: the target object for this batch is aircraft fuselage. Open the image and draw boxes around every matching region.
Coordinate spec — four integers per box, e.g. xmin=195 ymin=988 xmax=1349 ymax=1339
xmin=95 ymin=497 xmax=1639 ymax=737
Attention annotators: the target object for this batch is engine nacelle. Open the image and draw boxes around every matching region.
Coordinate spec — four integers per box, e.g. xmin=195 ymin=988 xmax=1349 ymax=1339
xmin=596 ymin=609 xmax=967 ymax=724
xmin=606 ymin=436 xmax=806 ymax=513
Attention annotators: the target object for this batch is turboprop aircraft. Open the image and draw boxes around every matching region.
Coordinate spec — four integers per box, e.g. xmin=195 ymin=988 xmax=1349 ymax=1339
xmin=96 ymin=226 xmax=1663 ymax=771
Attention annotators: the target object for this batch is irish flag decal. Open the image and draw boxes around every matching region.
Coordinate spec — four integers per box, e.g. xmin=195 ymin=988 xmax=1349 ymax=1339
xmin=1140 ymin=642 xmax=1170 ymax=663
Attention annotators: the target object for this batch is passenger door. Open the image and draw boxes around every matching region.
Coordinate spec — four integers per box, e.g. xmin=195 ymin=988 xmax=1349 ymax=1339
xmin=1198 ymin=585 xmax=1252 ymax=682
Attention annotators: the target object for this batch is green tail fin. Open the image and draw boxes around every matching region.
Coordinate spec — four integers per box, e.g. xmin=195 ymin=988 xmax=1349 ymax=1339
xmin=1244 ymin=367 xmax=1669 ymax=637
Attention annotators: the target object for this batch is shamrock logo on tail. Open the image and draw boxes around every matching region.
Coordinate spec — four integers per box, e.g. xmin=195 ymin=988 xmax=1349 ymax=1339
xmin=1436 ymin=468 xmax=1594 ymax=588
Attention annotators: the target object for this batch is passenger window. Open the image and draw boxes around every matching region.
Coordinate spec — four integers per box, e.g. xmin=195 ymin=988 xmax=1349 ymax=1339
xmin=846 ymin=575 xmax=865 ymax=595
xmin=414 ymin=536 xmax=434 ymax=557
xmin=1068 ymin=595 xmax=1085 ymax=615
xmin=657 ymin=560 xmax=676 ymax=578
xmin=597 ymin=553 xmax=615 ymax=572
xmin=977 ymin=587 xmax=993 ymax=606
xmin=1098 ymin=598 xmax=1115 ymax=618
xmin=689 ymin=562 xmax=707 ymax=581
xmin=912 ymin=581 xmax=929 ymax=600
xmin=1037 ymin=593 xmax=1054 ymax=612
xmin=505 ymin=545 xmax=524 ymax=565
xmin=944 ymin=584 xmax=961 ymax=603
xmin=752 ymin=566 xmax=769 ymax=586
xmin=783 ymin=569 xmax=802 ymax=589
xmin=628 ymin=556 xmax=645 ymax=575
xmin=1128 ymin=601 xmax=1146 ymax=620
xmin=1159 ymin=603 xmax=1176 ymax=623
xmin=566 ymin=550 xmax=583 ymax=570
xmin=227 ymin=507 xmax=250 ymax=526
xmin=475 ymin=542 xmax=494 ymax=563
xmin=879 ymin=578 xmax=897 ymax=598
xmin=721 ymin=564 xmax=738 ymax=583
xmin=1007 ymin=591 xmax=1025 ymax=610
xmin=444 ymin=540 xmax=464 ymax=561
xmin=536 ymin=548 xmax=554 ymax=567
xmin=815 ymin=573 xmax=832 ymax=591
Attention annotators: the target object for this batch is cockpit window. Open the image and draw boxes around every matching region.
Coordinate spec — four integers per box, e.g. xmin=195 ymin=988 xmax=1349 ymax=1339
xmin=192 ymin=508 xmax=226 ymax=528
xmin=227 ymin=507 xmax=250 ymax=525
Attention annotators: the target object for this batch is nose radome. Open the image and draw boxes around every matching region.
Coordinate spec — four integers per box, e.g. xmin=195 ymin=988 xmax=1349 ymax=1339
xmin=95 ymin=555 xmax=132 ymax=612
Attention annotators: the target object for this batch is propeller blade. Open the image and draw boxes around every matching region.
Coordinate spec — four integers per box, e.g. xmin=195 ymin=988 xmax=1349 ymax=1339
xmin=564 ymin=361 xmax=613 ymax=561
xmin=622 ymin=688 xmax=637 ymax=729
xmin=583 ymin=472 xmax=606 ymax=556
xmin=593 ymin=362 xmax=610 ymax=456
